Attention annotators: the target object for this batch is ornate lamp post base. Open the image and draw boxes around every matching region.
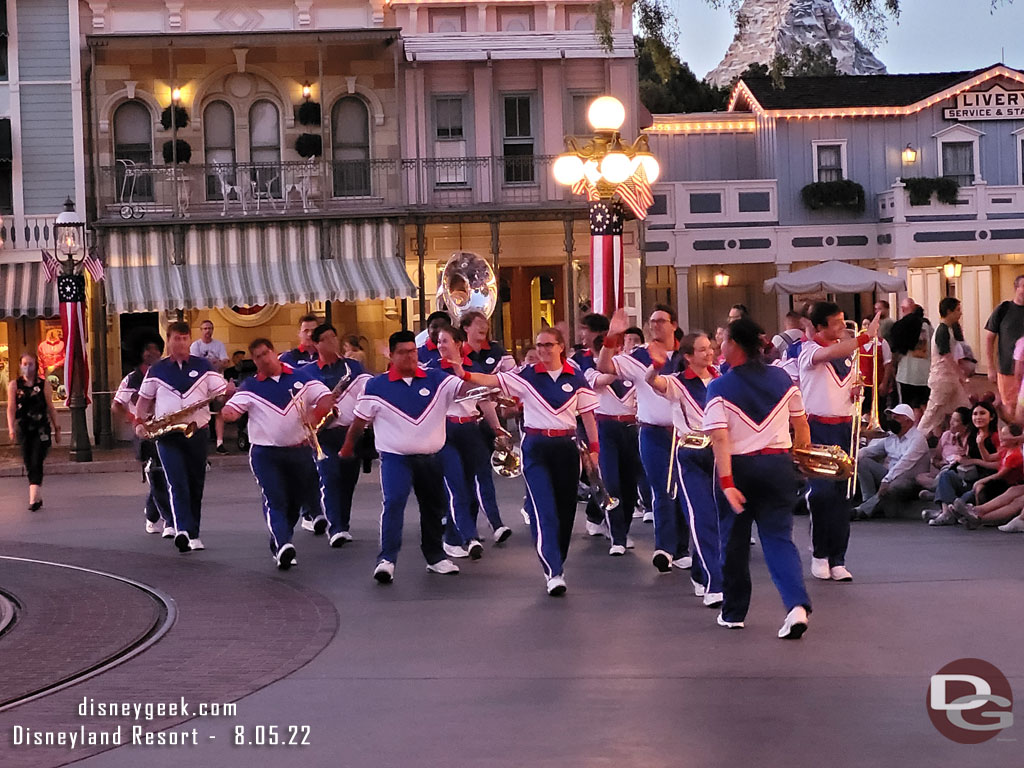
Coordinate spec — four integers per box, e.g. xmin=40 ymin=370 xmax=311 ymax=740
xmin=68 ymin=393 xmax=93 ymax=462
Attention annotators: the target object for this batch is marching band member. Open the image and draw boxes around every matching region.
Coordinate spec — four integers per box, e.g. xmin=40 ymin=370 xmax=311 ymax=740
xmin=450 ymin=327 xmax=599 ymax=596
xmin=308 ymin=323 xmax=372 ymax=548
xmin=647 ymin=332 xmax=725 ymax=607
xmin=135 ymin=322 xmax=230 ymax=553
xmin=433 ymin=325 xmax=512 ymax=560
xmin=624 ymin=326 xmax=654 ymax=522
xmin=340 ymin=330 xmax=464 ymax=583
xmin=460 ymin=311 xmax=516 ymax=374
xmin=417 ymin=311 xmax=451 ymax=367
xmin=221 ymin=339 xmax=334 ymax=569
xmin=573 ymin=313 xmax=641 ymax=554
xmin=704 ymin=318 xmax=813 ymax=638
xmin=598 ymin=306 xmax=692 ymax=574
xmin=112 ymin=332 xmax=173 ymax=537
xmin=798 ymin=302 xmax=880 ymax=582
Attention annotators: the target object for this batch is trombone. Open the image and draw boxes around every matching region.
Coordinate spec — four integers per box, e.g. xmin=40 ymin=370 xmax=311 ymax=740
xmin=845 ymin=320 xmax=883 ymax=499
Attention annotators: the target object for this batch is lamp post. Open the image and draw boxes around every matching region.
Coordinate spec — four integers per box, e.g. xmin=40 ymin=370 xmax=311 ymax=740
xmin=54 ymin=197 xmax=93 ymax=462
xmin=553 ymin=96 xmax=659 ymax=316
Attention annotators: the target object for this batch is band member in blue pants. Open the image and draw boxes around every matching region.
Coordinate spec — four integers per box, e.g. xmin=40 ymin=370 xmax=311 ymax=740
xmin=704 ymin=317 xmax=813 ymax=639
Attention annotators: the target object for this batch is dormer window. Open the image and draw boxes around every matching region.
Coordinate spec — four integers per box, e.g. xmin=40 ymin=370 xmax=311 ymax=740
xmin=933 ymin=124 xmax=983 ymax=187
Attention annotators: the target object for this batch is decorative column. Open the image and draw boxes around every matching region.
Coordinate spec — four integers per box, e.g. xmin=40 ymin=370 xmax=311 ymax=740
xmin=775 ymin=264 xmax=791 ymax=331
xmin=489 ymin=216 xmax=504 ymax=344
xmin=673 ymin=265 xmax=690 ymax=331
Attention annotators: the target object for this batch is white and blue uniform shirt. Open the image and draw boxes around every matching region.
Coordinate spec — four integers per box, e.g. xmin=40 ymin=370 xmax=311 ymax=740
xmin=417 ymin=338 xmax=443 ymax=368
xmin=114 ymin=366 xmax=146 ymax=410
xmin=572 ymin=349 xmax=636 ymax=417
xmin=467 ymin=340 xmax=516 ymax=375
xmin=224 ymin=365 xmax=333 ymax=447
xmin=611 ymin=345 xmax=678 ymax=427
xmin=354 ymin=366 xmax=462 ymax=455
xmin=496 ymin=361 xmax=598 ymax=431
xmin=797 ymin=339 xmax=856 ymax=418
xmin=663 ymin=366 xmax=719 ymax=434
xmin=437 ymin=355 xmax=484 ymax=419
xmin=138 ymin=355 xmax=228 ymax=427
xmin=703 ymin=363 xmax=805 ymax=455
xmin=279 ymin=346 xmax=318 ymax=368
xmin=307 ymin=356 xmax=371 ymax=428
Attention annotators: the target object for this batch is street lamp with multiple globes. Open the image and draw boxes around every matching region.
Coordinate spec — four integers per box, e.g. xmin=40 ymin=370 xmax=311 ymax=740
xmin=553 ymin=95 xmax=659 ymax=315
xmin=54 ymin=197 xmax=93 ymax=462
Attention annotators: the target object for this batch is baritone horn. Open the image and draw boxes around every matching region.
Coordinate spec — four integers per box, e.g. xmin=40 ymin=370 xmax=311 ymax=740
xmin=792 ymin=444 xmax=855 ymax=481
xmin=440 ymin=250 xmax=497 ymax=323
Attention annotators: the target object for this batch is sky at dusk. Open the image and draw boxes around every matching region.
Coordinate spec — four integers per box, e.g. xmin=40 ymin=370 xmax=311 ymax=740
xmin=672 ymin=0 xmax=1024 ymax=81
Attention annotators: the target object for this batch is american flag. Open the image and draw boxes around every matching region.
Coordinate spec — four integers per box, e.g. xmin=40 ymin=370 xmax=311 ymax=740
xmin=617 ymin=165 xmax=654 ymax=220
xmin=41 ymin=250 xmax=61 ymax=283
xmin=57 ymin=274 xmax=90 ymax=406
xmin=589 ymin=201 xmax=624 ymax=316
xmin=83 ymin=248 xmax=105 ymax=282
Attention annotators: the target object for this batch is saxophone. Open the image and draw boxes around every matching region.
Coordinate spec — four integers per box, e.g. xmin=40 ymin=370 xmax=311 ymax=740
xmin=140 ymin=395 xmax=220 ymax=440
xmin=792 ymin=444 xmax=855 ymax=480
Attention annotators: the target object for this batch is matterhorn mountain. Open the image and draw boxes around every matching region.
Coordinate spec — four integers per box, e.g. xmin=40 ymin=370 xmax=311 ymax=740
xmin=706 ymin=0 xmax=887 ymax=87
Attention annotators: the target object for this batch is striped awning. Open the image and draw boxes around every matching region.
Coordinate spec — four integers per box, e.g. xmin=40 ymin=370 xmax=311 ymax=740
xmin=104 ymin=219 xmax=414 ymax=314
xmin=0 ymin=261 xmax=57 ymax=318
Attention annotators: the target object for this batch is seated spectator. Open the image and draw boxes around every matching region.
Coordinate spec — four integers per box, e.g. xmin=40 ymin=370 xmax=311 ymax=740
xmin=342 ymin=334 xmax=367 ymax=365
xmin=917 ymin=406 xmax=971 ymax=496
xmin=952 ymin=423 xmax=1024 ymax=528
xmin=928 ymin=400 xmax=1001 ymax=525
xmin=853 ymin=404 xmax=931 ymax=519
xmin=224 ymin=350 xmax=256 ymax=383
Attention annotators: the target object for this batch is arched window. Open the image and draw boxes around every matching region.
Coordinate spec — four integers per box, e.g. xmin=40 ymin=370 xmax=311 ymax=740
xmin=204 ymin=101 xmax=235 ymax=200
xmin=113 ymin=100 xmax=153 ymax=201
xmin=332 ymin=97 xmax=370 ymax=197
xmin=249 ymin=100 xmax=281 ymax=198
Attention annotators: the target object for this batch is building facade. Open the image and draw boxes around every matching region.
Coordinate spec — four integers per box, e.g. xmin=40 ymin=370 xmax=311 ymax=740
xmin=647 ymin=64 xmax=1024 ymax=368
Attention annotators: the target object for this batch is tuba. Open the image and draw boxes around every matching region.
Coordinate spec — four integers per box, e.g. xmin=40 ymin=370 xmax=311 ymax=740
xmin=440 ymin=251 xmax=497 ymax=323
xmin=792 ymin=444 xmax=855 ymax=480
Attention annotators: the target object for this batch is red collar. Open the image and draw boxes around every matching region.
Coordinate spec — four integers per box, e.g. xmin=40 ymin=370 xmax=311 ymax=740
xmin=583 ymin=349 xmax=594 ymax=357
xmin=388 ymin=365 xmax=427 ymax=382
xmin=683 ymin=365 xmax=719 ymax=380
xmin=811 ymin=332 xmax=835 ymax=347
xmin=425 ymin=338 xmax=438 ymax=351
xmin=535 ymin=361 xmax=575 ymax=375
xmin=257 ymin=362 xmax=294 ymax=381
xmin=440 ymin=356 xmax=473 ymax=370
xmin=317 ymin=355 xmax=339 ymax=369
xmin=468 ymin=339 xmax=491 ymax=352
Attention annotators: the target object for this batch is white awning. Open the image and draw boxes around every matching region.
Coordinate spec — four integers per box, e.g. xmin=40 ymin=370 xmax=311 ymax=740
xmin=764 ymin=262 xmax=906 ymax=295
xmin=104 ymin=219 xmax=414 ymax=314
xmin=0 ymin=261 xmax=57 ymax=318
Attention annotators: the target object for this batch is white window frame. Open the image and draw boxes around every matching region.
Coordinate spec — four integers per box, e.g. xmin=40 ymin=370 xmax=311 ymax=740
xmin=432 ymin=94 xmax=468 ymax=186
xmin=1014 ymin=126 xmax=1024 ymax=185
xmin=933 ymin=124 xmax=984 ymax=185
xmin=810 ymin=139 xmax=847 ymax=183
xmin=569 ymin=91 xmax=600 ymax=137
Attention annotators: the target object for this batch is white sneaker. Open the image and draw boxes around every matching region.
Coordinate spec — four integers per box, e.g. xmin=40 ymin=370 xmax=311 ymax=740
xmin=427 ymin=559 xmax=460 ymax=575
xmin=329 ymin=531 xmax=353 ymax=548
xmin=312 ymin=515 xmax=328 ymax=536
xmin=609 ymin=544 xmax=626 ymax=556
xmin=690 ymin=578 xmax=706 ymax=597
xmin=811 ymin=557 xmax=831 ymax=580
xmin=161 ymin=525 xmax=176 ymax=539
xmin=546 ymin=575 xmax=567 ymax=596
xmin=652 ymin=550 xmax=673 ymax=573
xmin=585 ymin=520 xmax=609 ymax=538
xmin=467 ymin=540 xmax=484 ymax=560
xmin=625 ymin=536 xmax=635 ymax=549
xmin=673 ymin=556 xmax=693 ymax=570
xmin=642 ymin=510 xmax=655 ymax=524
xmin=275 ymin=543 xmax=296 ymax=570
xmin=998 ymin=516 xmax=1024 ymax=533
xmin=145 ymin=520 xmax=163 ymax=534
xmin=494 ymin=526 xmax=513 ymax=544
xmin=520 ymin=508 xmax=531 ymax=525
xmin=717 ymin=613 xmax=744 ymax=629
xmin=189 ymin=538 xmax=205 ymax=551
xmin=778 ymin=606 xmax=809 ymax=639
xmin=703 ymin=592 xmax=724 ymax=608
xmin=443 ymin=542 xmax=469 ymax=559
xmin=830 ymin=565 xmax=853 ymax=582
xmin=373 ymin=560 xmax=395 ymax=584
xmin=632 ymin=508 xmax=644 ymax=520
xmin=300 ymin=517 xmax=317 ymax=533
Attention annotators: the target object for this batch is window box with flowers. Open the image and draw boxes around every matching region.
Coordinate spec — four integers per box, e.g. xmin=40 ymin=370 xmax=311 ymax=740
xmin=800 ymin=179 xmax=866 ymax=213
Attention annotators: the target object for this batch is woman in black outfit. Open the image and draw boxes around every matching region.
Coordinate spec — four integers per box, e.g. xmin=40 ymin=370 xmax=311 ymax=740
xmin=6 ymin=353 xmax=60 ymax=510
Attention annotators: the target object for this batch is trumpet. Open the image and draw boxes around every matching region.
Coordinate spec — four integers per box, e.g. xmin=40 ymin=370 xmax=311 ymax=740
xmin=454 ymin=385 xmax=517 ymax=409
xmin=139 ymin=395 xmax=219 ymax=440
xmin=579 ymin=443 xmax=618 ymax=513
xmin=792 ymin=443 xmax=855 ymax=480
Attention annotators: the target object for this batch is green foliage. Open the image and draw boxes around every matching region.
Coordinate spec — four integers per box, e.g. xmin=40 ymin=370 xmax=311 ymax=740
xmin=160 ymin=105 xmax=189 ymax=130
xmin=636 ymin=35 xmax=729 ymax=114
xmin=161 ymin=139 xmax=191 ymax=164
xmin=297 ymin=100 xmax=321 ymax=126
xmin=295 ymin=133 xmax=323 ymax=158
xmin=791 ymin=44 xmax=839 ymax=77
xmin=902 ymin=177 xmax=962 ymax=206
xmin=801 ymin=180 xmax=866 ymax=213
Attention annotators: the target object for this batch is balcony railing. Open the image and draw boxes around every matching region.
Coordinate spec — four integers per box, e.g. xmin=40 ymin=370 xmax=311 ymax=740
xmin=649 ymin=179 xmax=778 ymax=228
xmin=877 ymin=181 xmax=1024 ymax=223
xmin=0 ymin=214 xmax=58 ymax=253
xmin=95 ymin=155 xmax=575 ymax=222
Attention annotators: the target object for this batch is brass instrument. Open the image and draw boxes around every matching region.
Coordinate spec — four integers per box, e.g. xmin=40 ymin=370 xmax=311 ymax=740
xmin=792 ymin=443 xmax=855 ymax=481
xmin=291 ymin=387 xmax=326 ymax=461
xmin=139 ymin=395 xmax=219 ymax=440
xmin=843 ymin=320 xmax=883 ymax=497
xmin=681 ymin=431 xmax=712 ymax=449
xmin=314 ymin=370 xmax=353 ymax=432
xmin=580 ymin=443 xmax=619 ymax=512
xmin=440 ymin=251 xmax=497 ymax=323
xmin=491 ymin=433 xmax=523 ymax=478
xmin=454 ymin=385 xmax=517 ymax=409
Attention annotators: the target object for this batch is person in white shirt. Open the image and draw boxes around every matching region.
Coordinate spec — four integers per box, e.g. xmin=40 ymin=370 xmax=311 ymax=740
xmin=770 ymin=311 xmax=805 ymax=361
xmin=190 ymin=319 xmax=231 ymax=454
xmin=853 ymin=404 xmax=931 ymax=520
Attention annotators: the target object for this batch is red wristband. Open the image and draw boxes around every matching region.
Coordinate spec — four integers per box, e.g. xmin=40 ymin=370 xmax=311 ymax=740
xmin=603 ymin=332 xmax=623 ymax=349
xmin=460 ymin=370 xmax=473 ymax=381
xmin=856 ymin=332 xmax=870 ymax=348
xmin=589 ymin=443 xmax=599 ymax=454
xmin=719 ymin=475 xmax=735 ymax=490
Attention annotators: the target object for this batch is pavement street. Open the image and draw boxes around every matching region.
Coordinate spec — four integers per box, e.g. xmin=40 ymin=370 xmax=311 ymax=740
xmin=0 ymin=461 xmax=1021 ymax=768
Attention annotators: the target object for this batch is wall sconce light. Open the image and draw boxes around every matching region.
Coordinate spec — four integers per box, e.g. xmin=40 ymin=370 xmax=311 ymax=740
xmin=171 ymin=86 xmax=182 ymax=104
xmin=302 ymin=83 xmax=312 ymax=101
xmin=942 ymin=257 xmax=963 ymax=280
xmin=713 ymin=270 xmax=730 ymax=288
xmin=901 ymin=143 xmax=918 ymax=164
